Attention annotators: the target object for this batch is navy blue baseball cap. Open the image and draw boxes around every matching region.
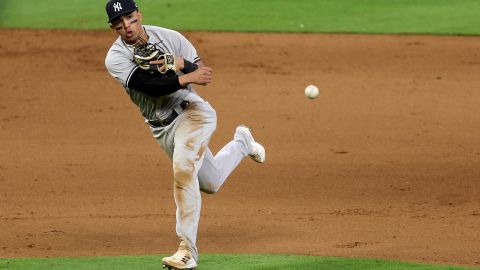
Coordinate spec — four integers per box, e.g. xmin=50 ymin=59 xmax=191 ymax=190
xmin=106 ymin=0 xmax=138 ymax=23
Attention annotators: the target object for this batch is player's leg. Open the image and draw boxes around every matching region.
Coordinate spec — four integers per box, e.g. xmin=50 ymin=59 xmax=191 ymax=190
xmin=198 ymin=143 xmax=246 ymax=193
xmin=163 ymin=100 xmax=217 ymax=268
xmin=198 ymin=125 xmax=265 ymax=194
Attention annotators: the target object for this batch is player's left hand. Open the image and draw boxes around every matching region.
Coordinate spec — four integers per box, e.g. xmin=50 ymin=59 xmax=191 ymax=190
xmin=133 ymin=42 xmax=176 ymax=75
xmin=150 ymin=56 xmax=185 ymax=73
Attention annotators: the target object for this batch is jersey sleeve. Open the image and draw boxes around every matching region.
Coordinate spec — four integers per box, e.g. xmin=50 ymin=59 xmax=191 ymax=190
xmin=175 ymin=32 xmax=201 ymax=63
xmin=105 ymin=48 xmax=139 ymax=88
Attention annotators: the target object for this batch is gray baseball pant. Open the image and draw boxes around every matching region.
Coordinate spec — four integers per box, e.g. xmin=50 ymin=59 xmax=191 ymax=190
xmin=150 ymin=93 xmax=249 ymax=261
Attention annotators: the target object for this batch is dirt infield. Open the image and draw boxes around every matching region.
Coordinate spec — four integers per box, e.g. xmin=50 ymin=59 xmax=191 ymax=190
xmin=0 ymin=29 xmax=479 ymax=267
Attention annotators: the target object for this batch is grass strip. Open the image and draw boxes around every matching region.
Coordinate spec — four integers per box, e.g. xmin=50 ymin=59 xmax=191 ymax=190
xmin=1 ymin=0 xmax=480 ymax=35
xmin=0 ymin=254 xmax=478 ymax=270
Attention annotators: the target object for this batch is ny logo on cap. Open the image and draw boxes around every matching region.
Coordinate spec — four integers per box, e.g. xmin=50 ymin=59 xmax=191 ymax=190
xmin=113 ymin=2 xmax=123 ymax=12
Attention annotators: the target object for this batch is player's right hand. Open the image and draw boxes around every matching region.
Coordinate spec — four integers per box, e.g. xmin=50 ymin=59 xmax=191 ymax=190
xmin=180 ymin=66 xmax=212 ymax=86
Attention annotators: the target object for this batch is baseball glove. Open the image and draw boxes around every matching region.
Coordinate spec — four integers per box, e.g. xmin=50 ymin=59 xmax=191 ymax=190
xmin=133 ymin=42 xmax=176 ymax=75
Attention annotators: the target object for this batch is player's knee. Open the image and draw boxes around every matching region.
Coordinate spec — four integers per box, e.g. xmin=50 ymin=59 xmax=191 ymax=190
xmin=200 ymin=182 xmax=220 ymax=194
xmin=173 ymin=159 xmax=195 ymax=187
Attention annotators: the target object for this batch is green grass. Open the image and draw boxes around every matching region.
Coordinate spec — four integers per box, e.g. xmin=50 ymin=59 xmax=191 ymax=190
xmin=1 ymin=0 xmax=480 ymax=35
xmin=0 ymin=254 xmax=478 ymax=270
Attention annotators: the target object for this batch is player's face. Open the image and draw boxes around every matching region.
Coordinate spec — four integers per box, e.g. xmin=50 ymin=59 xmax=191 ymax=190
xmin=110 ymin=11 xmax=144 ymax=44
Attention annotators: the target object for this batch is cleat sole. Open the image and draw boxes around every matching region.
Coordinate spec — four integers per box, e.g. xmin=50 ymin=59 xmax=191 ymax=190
xmin=162 ymin=264 xmax=196 ymax=270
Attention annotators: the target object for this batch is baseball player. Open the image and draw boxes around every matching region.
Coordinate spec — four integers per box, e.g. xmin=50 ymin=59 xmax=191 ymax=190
xmin=104 ymin=0 xmax=265 ymax=269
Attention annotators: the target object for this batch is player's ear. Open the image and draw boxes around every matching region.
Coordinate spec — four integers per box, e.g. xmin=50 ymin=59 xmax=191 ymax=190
xmin=137 ymin=11 xmax=143 ymax=22
xmin=109 ymin=23 xmax=118 ymax=32
xmin=108 ymin=24 xmax=119 ymax=35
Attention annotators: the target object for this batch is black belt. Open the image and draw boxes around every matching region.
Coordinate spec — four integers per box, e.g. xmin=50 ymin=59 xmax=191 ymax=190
xmin=147 ymin=100 xmax=190 ymax=128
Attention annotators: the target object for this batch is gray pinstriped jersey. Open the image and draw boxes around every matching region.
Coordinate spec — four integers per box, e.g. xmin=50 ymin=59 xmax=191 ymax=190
xmin=105 ymin=25 xmax=200 ymax=121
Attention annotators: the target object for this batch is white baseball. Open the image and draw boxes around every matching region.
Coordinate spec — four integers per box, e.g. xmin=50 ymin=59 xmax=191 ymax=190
xmin=304 ymin=85 xmax=319 ymax=99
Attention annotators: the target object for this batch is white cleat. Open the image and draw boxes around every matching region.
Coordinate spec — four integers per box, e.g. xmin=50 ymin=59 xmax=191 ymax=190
xmin=162 ymin=248 xmax=197 ymax=270
xmin=235 ymin=125 xmax=266 ymax=163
